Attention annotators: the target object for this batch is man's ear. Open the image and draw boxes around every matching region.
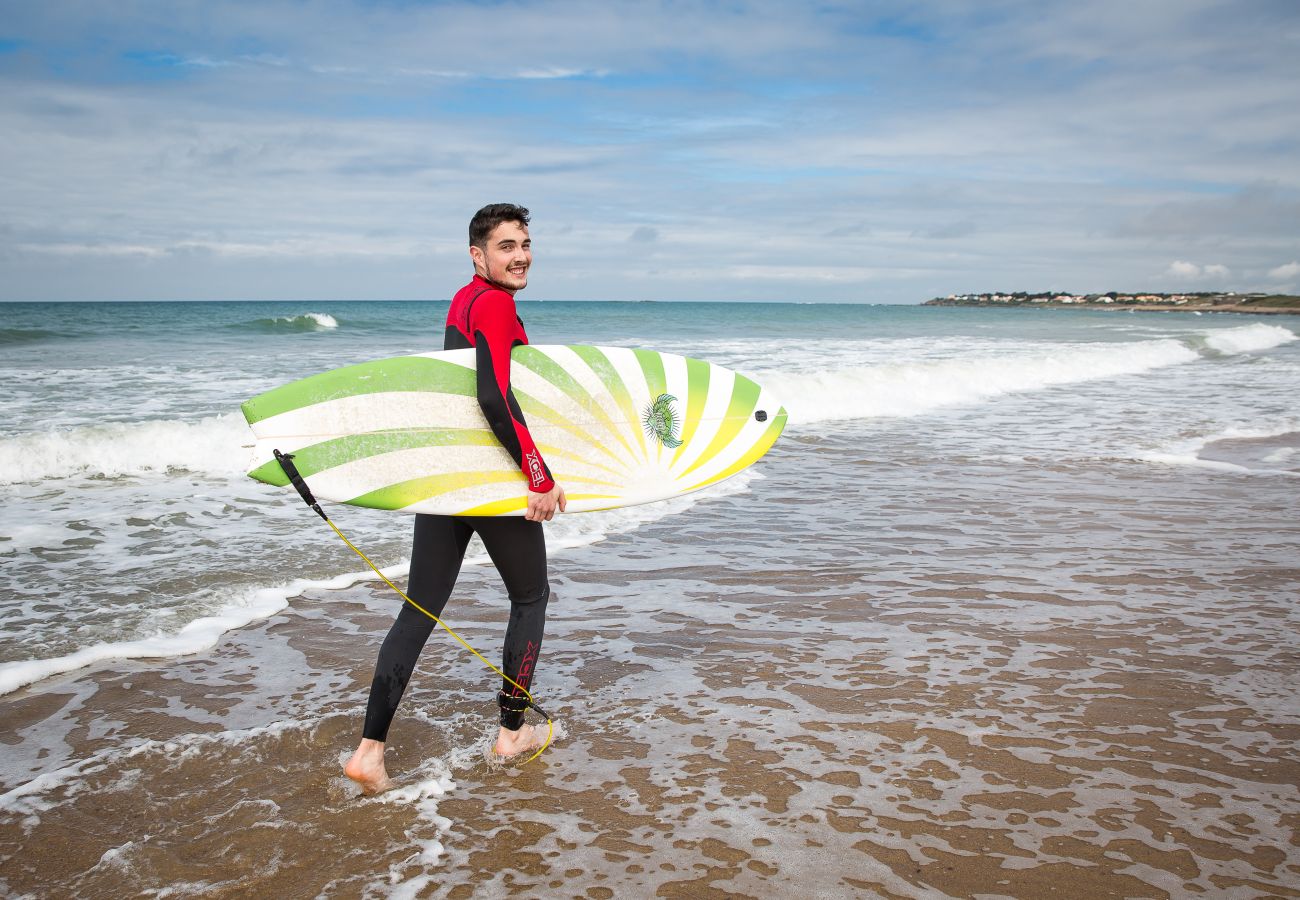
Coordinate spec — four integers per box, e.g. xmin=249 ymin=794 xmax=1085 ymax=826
xmin=469 ymin=244 xmax=484 ymax=272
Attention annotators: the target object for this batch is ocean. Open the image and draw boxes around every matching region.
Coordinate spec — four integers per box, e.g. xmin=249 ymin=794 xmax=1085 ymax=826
xmin=1 ymin=300 xmax=1297 ymax=897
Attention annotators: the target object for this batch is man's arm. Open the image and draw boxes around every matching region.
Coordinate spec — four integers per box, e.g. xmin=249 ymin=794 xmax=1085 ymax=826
xmin=470 ymin=294 xmax=566 ymax=520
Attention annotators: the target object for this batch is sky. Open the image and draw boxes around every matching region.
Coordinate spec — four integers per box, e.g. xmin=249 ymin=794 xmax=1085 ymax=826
xmin=0 ymin=0 xmax=1298 ymax=303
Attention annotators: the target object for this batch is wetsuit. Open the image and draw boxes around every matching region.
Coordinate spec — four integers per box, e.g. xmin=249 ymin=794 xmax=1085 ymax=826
xmin=361 ymin=275 xmax=554 ymax=740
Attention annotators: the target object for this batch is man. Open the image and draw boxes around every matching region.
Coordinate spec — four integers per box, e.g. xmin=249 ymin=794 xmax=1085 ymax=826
xmin=344 ymin=204 xmax=566 ymax=792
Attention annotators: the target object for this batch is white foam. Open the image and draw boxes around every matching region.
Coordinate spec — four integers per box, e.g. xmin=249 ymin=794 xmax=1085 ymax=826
xmin=266 ymin=312 xmax=338 ymax=330
xmin=1137 ymin=453 xmax=1252 ymax=474
xmin=375 ymin=771 xmax=455 ymax=807
xmin=1136 ymin=421 xmax=1300 ymax=476
xmin=0 ymin=522 xmax=73 ymax=553
xmin=0 ymin=720 xmax=305 ymax=820
xmin=771 ymin=338 xmax=1199 ymax=425
xmin=0 ymin=468 xmax=752 ymax=696
xmin=375 ymin=760 xmax=458 ymax=884
xmin=0 ymin=584 xmax=291 ymax=695
xmin=544 ymin=467 xmax=758 ymax=550
xmin=0 ymin=753 xmax=106 ymax=818
xmin=0 ymin=413 xmax=250 ymax=485
xmin=0 ymin=560 xmax=417 ymax=696
xmin=1202 ymin=323 xmax=1296 ymax=355
xmin=305 ymin=313 xmax=339 ymax=329
xmin=752 ymin=324 xmax=1297 ymax=426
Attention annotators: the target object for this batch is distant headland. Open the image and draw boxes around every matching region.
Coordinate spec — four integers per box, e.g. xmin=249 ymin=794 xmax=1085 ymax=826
xmin=922 ymin=291 xmax=1300 ymax=314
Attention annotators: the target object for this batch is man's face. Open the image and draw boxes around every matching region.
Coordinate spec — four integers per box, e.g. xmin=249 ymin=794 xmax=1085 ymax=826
xmin=470 ymin=220 xmax=531 ymax=293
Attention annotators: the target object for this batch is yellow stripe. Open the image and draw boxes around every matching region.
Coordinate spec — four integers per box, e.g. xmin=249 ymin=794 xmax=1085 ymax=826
xmin=680 ymin=376 xmax=762 ymax=478
xmin=514 ymin=389 xmax=627 ymax=469
xmin=534 ymin=440 xmax=627 ymax=479
xmin=671 ymin=357 xmax=711 ymax=466
xmin=681 ymin=413 xmax=786 ymax=493
xmin=570 ymin=346 xmax=651 ymax=466
xmin=514 ymin=348 xmax=642 ymax=462
xmin=453 ymin=492 xmax=622 ymax=517
xmin=348 ymin=470 xmax=521 ymax=510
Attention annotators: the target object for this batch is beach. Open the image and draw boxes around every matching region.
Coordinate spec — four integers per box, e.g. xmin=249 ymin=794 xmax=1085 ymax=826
xmin=2 ymin=302 xmax=1298 ymax=897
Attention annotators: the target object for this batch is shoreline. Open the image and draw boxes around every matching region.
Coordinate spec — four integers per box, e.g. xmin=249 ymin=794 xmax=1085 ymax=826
xmin=3 ymin=435 xmax=1300 ymax=896
xmin=3 ymin=306 xmax=1298 ymax=897
xmin=925 ymin=301 xmax=1300 ymax=315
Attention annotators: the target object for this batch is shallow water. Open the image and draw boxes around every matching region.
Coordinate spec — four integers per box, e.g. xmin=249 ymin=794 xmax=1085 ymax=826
xmin=1 ymin=303 xmax=1298 ymax=896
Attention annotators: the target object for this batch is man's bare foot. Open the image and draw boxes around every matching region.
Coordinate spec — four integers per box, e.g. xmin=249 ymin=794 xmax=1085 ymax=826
xmin=344 ymin=738 xmax=393 ymax=793
xmin=493 ymin=723 xmax=547 ymax=758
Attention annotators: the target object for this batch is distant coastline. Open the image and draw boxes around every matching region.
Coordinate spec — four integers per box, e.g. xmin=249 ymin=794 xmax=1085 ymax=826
xmin=923 ymin=291 xmax=1300 ymax=315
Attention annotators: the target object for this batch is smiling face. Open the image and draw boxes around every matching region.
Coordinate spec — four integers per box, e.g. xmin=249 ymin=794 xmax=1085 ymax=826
xmin=470 ymin=220 xmax=531 ymax=294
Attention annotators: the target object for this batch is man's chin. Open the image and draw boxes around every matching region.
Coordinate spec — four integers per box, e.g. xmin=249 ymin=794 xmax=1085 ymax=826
xmin=491 ymin=272 xmax=527 ymax=291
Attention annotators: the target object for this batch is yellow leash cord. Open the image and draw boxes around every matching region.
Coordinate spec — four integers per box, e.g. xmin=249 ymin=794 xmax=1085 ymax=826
xmin=273 ymin=451 xmax=553 ymax=765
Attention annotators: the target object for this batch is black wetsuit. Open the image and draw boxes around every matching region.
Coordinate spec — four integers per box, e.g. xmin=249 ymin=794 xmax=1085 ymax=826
xmin=361 ymin=276 xmax=554 ymax=740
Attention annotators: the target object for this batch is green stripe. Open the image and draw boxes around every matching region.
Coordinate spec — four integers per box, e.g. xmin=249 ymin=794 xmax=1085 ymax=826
xmin=671 ymin=357 xmax=711 ymax=466
xmin=247 ymin=428 xmax=503 ymax=485
xmin=683 ymin=408 xmax=787 ymax=492
xmin=681 ymin=374 xmax=763 ymax=477
xmin=510 ymin=386 xmax=627 ymax=468
xmin=513 ymin=347 xmax=640 ymax=460
xmin=349 ymin=470 xmax=522 ymax=510
xmin=632 ymin=348 xmax=667 ymax=400
xmin=632 ymin=349 xmax=668 ymax=458
xmin=569 ymin=346 xmax=647 ymax=462
xmin=241 ymin=356 xmax=475 ymax=425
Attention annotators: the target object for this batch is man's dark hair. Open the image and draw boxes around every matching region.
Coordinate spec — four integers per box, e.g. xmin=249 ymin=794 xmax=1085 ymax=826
xmin=469 ymin=203 xmax=530 ymax=248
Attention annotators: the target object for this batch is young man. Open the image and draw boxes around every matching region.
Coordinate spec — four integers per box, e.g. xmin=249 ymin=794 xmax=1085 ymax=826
xmin=344 ymin=204 xmax=566 ymax=792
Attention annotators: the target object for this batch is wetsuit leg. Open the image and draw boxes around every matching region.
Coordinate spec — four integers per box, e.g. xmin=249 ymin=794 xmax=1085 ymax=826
xmin=469 ymin=516 xmax=550 ymax=730
xmin=361 ymin=514 xmax=473 ymax=742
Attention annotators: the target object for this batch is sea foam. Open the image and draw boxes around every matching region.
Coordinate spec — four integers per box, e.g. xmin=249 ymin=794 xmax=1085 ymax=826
xmin=771 ymin=338 xmax=1198 ymax=424
xmin=244 ymin=312 xmax=340 ymax=332
xmin=1137 ymin=421 xmax=1300 ymax=476
xmin=1202 ymin=322 xmax=1296 ymax=355
xmin=0 ymin=467 xmax=756 ymax=695
xmin=0 ymin=584 xmax=293 ymax=695
xmin=768 ymin=324 xmax=1295 ymax=425
xmin=0 ymin=413 xmax=250 ymax=485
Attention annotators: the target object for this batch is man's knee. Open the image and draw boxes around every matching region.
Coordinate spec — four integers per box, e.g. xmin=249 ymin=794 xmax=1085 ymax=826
xmin=510 ymin=583 xmax=550 ymax=607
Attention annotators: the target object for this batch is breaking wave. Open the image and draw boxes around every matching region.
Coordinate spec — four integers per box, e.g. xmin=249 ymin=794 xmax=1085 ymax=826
xmin=235 ymin=313 xmax=340 ymax=333
xmin=769 ymin=324 xmax=1296 ymax=425
xmin=0 ymin=414 xmax=251 ymax=485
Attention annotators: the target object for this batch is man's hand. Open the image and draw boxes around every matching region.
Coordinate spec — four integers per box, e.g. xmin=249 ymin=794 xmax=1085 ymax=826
xmin=525 ymin=484 xmax=567 ymax=522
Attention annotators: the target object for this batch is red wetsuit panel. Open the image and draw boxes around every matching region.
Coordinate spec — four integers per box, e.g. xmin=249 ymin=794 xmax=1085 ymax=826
xmin=445 ymin=275 xmax=555 ymax=494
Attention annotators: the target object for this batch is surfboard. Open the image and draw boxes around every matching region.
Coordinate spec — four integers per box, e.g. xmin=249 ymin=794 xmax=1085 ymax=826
xmin=242 ymin=345 xmax=787 ymax=516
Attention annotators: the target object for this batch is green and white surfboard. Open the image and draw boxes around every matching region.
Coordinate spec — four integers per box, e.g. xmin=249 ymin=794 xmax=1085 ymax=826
xmin=242 ymin=345 xmax=787 ymax=516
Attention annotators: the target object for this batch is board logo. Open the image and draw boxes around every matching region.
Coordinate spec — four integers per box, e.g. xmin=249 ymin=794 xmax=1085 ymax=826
xmin=642 ymin=393 xmax=683 ymax=448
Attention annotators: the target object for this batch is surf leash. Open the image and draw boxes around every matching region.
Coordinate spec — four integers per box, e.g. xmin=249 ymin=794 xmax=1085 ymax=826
xmin=272 ymin=449 xmax=553 ymax=764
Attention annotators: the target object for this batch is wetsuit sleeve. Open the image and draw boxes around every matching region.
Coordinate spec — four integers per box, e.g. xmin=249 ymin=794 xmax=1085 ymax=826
xmin=470 ymin=294 xmax=556 ymax=494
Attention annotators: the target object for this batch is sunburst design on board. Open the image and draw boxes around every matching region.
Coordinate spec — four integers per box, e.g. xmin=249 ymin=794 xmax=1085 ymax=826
xmin=243 ymin=345 xmax=786 ymax=516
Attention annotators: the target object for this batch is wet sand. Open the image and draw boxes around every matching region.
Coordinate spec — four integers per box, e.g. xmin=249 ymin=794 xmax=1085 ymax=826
xmin=3 ymin=427 xmax=1299 ymax=898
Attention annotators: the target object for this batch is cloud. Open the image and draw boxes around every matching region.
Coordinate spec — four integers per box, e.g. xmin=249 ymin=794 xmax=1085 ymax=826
xmin=1267 ymin=261 xmax=1300 ymax=280
xmin=513 ymin=67 xmax=608 ymax=80
xmin=822 ymin=221 xmax=871 ymax=239
xmin=1164 ymin=260 xmax=1231 ymax=282
xmin=1 ymin=1 xmax=1299 ymax=301
xmin=1121 ymin=183 xmax=1300 ymax=241
xmin=915 ymin=220 xmax=977 ymax=240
